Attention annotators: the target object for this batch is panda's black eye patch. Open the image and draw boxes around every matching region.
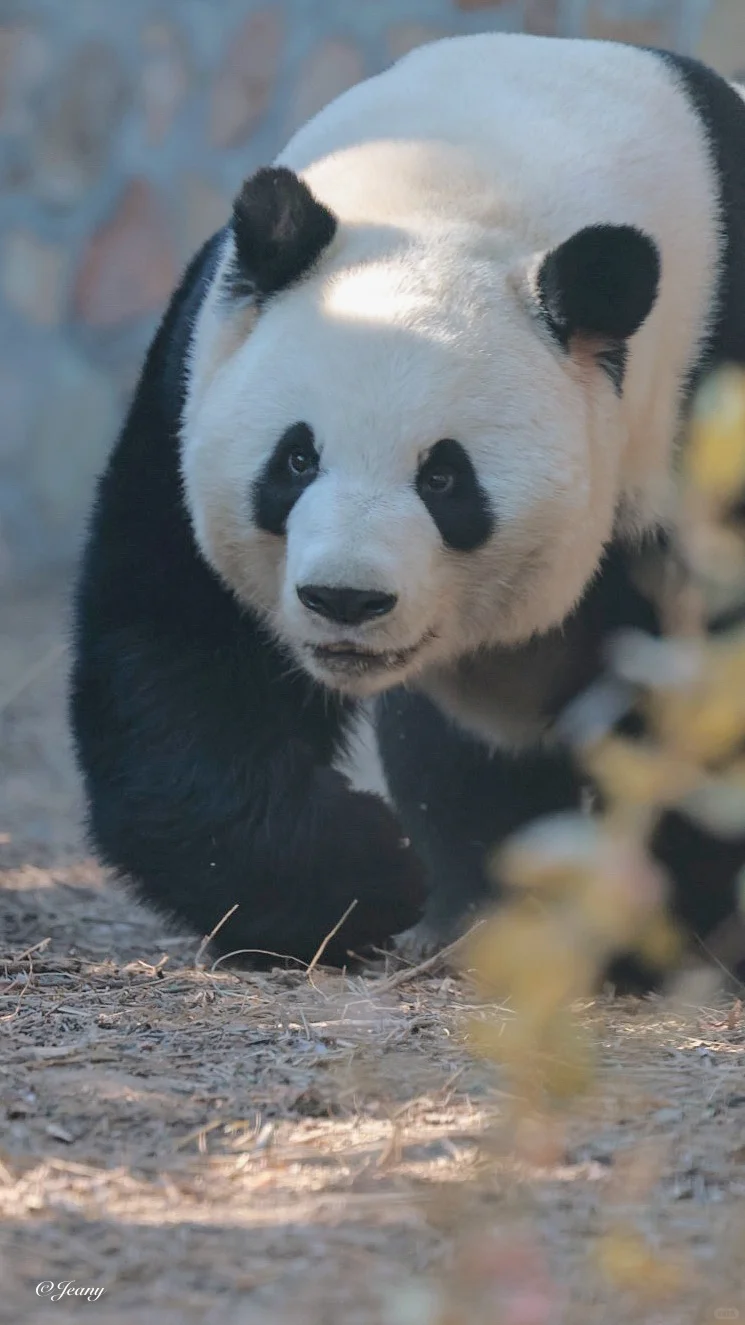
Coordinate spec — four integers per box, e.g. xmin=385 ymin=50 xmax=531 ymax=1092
xmin=252 ymin=422 xmax=319 ymax=536
xmin=416 ymin=439 xmax=493 ymax=552
xmin=419 ymin=465 xmax=456 ymax=496
xmin=287 ymin=438 xmax=318 ymax=478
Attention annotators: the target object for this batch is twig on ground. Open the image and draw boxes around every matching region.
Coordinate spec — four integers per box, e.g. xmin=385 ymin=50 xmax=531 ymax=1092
xmin=210 ymin=947 xmax=308 ymax=970
xmin=194 ymin=903 xmax=239 ymax=969
xmin=306 ymin=899 xmax=359 ymax=977
xmin=370 ymin=920 xmax=486 ymax=994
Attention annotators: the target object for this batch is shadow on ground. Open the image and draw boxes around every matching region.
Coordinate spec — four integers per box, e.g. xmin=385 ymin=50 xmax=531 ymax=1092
xmin=2 ymin=580 xmax=745 ymax=1324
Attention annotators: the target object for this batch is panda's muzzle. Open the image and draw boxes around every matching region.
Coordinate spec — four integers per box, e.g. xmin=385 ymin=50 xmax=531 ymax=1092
xmin=309 ymin=633 xmax=435 ymax=677
xmin=297 ymin=584 xmax=398 ymax=626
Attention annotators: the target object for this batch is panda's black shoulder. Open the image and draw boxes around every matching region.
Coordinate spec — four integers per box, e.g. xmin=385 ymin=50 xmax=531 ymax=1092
xmin=72 ymin=227 xmax=240 ymax=643
xmin=128 ymin=224 xmax=226 ymax=452
xmin=648 ymin=48 xmax=745 ymax=370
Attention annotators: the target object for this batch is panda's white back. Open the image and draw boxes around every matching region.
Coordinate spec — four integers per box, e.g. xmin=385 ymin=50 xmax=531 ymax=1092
xmin=278 ymin=34 xmax=716 ymax=259
xmin=275 ymin=33 xmax=720 ymax=528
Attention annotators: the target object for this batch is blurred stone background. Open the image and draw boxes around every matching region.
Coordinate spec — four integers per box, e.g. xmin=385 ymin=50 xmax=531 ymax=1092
xmin=0 ymin=0 xmax=742 ymax=588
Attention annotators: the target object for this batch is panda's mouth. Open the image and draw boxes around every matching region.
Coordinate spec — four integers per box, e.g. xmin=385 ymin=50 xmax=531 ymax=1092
xmin=310 ymin=636 xmax=431 ymax=675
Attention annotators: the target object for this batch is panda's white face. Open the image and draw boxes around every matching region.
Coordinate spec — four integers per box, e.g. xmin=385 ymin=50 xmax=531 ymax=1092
xmin=182 ymin=223 xmax=639 ymax=698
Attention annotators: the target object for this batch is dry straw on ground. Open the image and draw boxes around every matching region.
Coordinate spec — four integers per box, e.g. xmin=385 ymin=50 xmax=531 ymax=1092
xmin=2 ymin=371 xmax=745 ymax=1322
xmin=1 ymin=875 xmax=744 ymax=1325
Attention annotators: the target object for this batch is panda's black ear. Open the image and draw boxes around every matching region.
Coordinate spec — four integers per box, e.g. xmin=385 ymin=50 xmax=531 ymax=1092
xmin=227 ymin=166 xmax=337 ymax=302
xmin=535 ymin=224 xmax=661 ymax=348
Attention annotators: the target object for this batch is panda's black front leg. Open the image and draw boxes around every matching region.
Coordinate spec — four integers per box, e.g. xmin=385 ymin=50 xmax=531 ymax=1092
xmin=376 ymin=690 xmax=583 ymax=947
xmin=650 ymin=808 xmax=745 ymax=981
xmin=70 ymin=613 xmax=426 ymax=967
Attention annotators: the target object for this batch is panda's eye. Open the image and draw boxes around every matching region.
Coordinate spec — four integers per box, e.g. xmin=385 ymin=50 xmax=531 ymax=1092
xmin=287 ymin=445 xmax=318 ymax=478
xmin=420 ymin=467 xmax=455 ymax=496
xmin=414 ymin=439 xmax=494 ymax=552
xmin=253 ymin=422 xmax=320 ymax=536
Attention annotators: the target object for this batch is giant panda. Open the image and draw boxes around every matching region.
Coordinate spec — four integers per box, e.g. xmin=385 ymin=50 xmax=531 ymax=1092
xmin=69 ymin=33 xmax=745 ymax=979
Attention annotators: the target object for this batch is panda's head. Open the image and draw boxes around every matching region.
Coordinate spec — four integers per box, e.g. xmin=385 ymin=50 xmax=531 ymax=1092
xmin=182 ymin=166 xmax=660 ymax=697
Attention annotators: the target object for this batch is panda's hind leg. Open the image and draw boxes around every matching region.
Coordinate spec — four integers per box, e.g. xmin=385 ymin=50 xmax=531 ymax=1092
xmin=375 ymin=690 xmax=583 ymax=952
xmin=650 ymin=809 xmax=745 ymax=984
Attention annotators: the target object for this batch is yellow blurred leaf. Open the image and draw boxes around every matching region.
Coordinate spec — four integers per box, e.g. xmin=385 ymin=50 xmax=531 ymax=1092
xmin=584 ymin=737 xmax=699 ymax=808
xmin=464 ymin=906 xmax=594 ymax=1007
xmin=541 ymin=1016 xmax=595 ymax=1103
xmin=596 ymin=1226 xmax=690 ymax=1299
xmin=468 ymin=1006 xmax=594 ymax=1105
xmin=644 ymin=626 xmax=745 ymax=761
xmin=709 ymin=626 xmax=745 ymax=686
xmin=462 ymin=907 xmax=539 ymax=993
xmin=680 ymin=768 xmax=745 ymax=838
xmin=685 ymin=365 xmax=745 ymax=504
xmin=576 ymin=874 xmax=667 ymax=955
xmin=512 ymin=1113 xmax=567 ymax=1166
xmin=467 ymin=1014 xmax=510 ymax=1063
xmin=607 ymin=629 xmax=703 ymax=691
xmin=495 ymin=812 xmax=602 ymax=897
xmin=634 ymin=912 xmax=683 ymax=970
xmin=650 ymin=689 xmax=745 ymax=764
xmin=686 ymin=521 xmax=745 ymax=592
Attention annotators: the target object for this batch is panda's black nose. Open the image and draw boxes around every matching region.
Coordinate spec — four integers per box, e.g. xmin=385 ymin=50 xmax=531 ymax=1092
xmin=297 ymin=584 xmax=398 ymax=626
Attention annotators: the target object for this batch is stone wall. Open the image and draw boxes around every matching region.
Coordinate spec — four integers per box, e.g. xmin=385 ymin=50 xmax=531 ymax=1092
xmin=0 ymin=0 xmax=717 ymax=583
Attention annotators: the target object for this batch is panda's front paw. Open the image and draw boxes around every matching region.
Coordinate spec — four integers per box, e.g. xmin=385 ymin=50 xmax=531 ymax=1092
xmin=311 ymin=779 xmax=427 ymax=953
xmin=393 ymin=918 xmax=445 ymax=964
xmin=392 ymin=902 xmax=479 ymax=966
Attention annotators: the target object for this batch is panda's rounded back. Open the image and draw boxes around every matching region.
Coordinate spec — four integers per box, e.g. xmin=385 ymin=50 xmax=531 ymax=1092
xmin=279 ymin=33 xmax=720 ymax=517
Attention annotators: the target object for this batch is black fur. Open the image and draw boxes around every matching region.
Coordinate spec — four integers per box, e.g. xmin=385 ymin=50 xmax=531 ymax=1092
xmin=377 ymin=537 xmax=745 ymax=988
xmin=416 ymin=439 xmax=494 ymax=552
xmin=226 ymin=167 xmax=337 ymax=303
xmin=378 ymin=689 xmax=582 ymax=935
xmin=69 ymin=236 xmax=425 ymax=967
xmin=653 ymin=50 xmax=745 ymax=377
xmin=378 ymin=538 xmax=661 ymax=928
xmin=252 ymin=422 xmax=320 ymax=536
xmin=536 ymin=223 xmax=660 ymax=394
xmin=377 ymin=53 xmax=745 ymax=988
xmin=378 ymin=54 xmax=745 ymax=988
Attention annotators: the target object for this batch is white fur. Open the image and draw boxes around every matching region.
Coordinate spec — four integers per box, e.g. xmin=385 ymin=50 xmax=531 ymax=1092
xmin=332 ymin=703 xmax=390 ymax=800
xmin=181 ymin=33 xmax=721 ymax=698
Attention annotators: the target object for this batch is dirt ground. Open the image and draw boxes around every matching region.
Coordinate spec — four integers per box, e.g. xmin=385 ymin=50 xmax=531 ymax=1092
xmin=1 ymin=580 xmax=745 ymax=1325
